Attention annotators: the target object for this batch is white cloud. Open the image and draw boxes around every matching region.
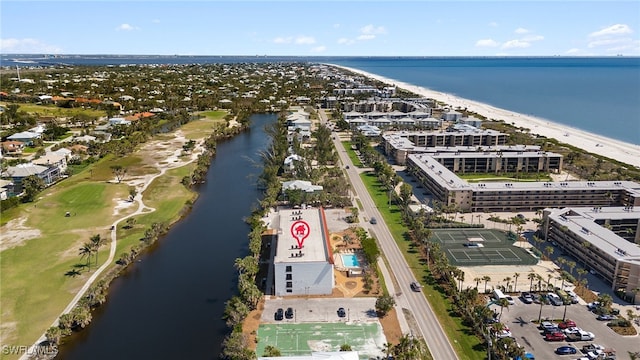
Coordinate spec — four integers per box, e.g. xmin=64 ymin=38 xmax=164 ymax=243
xmin=475 ymin=39 xmax=499 ymax=47
xmin=360 ymin=24 xmax=387 ymax=35
xmin=311 ymin=46 xmax=326 ymax=53
xmin=116 ymin=23 xmax=138 ymax=31
xmin=522 ymin=35 xmax=544 ymax=42
xmin=273 ymin=37 xmax=292 ymax=44
xmin=152 ymin=19 xmax=161 ymax=24
xmin=357 ymin=34 xmax=376 ymax=41
xmin=337 ymin=38 xmax=355 ymax=45
xmin=514 ymin=27 xmax=530 ymax=34
xmin=502 ymin=40 xmax=531 ymax=49
xmin=489 ymin=21 xmax=499 ymax=27
xmin=333 ymin=23 xmax=340 ymax=29
xmin=565 ymin=48 xmax=581 ymax=55
xmin=589 ymin=24 xmax=633 ymax=37
xmin=295 ymin=36 xmax=316 ymax=45
xmin=0 ymin=38 xmax=63 ymax=53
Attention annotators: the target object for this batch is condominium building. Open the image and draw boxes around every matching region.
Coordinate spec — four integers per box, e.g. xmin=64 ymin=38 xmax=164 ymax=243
xmin=408 ymin=153 xmax=640 ymax=212
xmin=542 ymin=207 xmax=640 ymax=303
xmin=273 ymin=208 xmax=335 ymax=296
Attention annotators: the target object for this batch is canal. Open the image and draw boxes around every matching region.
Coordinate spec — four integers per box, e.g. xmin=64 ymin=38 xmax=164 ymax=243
xmin=58 ymin=113 xmax=276 ymax=359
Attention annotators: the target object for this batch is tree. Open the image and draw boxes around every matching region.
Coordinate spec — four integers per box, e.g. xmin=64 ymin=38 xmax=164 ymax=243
xmin=375 ymin=294 xmax=395 ymax=317
xmin=45 ymin=326 xmax=63 ymax=348
xmin=128 ymin=187 xmax=137 ymax=201
xmin=513 ymin=272 xmax=520 ymax=292
xmin=21 ymin=175 xmax=46 ymax=202
xmin=339 ymin=344 xmax=352 ymax=351
xmin=79 ymin=242 xmax=95 ymax=269
xmin=503 ymin=277 xmax=512 ymax=292
xmin=399 ymin=182 xmax=413 ymax=208
xmin=497 ymin=298 xmax=510 ymax=319
xmin=537 ymin=295 xmax=549 ymax=323
xmin=262 ymin=345 xmax=281 ymax=357
xmin=544 ymin=245 xmax=554 ymax=260
xmin=90 ymin=234 xmax=107 ymax=265
xmin=528 ymin=272 xmax=536 ymax=292
xmin=110 ymin=165 xmax=127 ymax=183
xmin=482 ymin=275 xmax=491 ymax=293
xmin=474 ymin=277 xmax=482 ymax=290
xmin=220 ymin=331 xmax=256 ymax=360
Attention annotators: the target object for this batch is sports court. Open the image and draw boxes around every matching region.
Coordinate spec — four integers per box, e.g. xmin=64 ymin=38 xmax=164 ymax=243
xmin=431 ymin=229 xmax=537 ymax=267
xmin=256 ymin=322 xmax=385 ymax=359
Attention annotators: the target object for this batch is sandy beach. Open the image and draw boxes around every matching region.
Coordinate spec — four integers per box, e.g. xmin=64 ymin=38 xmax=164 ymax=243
xmin=331 ymin=65 xmax=640 ymax=169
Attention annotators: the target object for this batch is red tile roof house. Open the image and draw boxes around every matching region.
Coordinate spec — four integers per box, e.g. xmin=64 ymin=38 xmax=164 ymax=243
xmin=1 ymin=141 xmax=25 ymax=155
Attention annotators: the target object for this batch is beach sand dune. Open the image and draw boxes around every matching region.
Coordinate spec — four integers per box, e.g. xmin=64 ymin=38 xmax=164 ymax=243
xmin=331 ymin=65 xmax=640 ymax=169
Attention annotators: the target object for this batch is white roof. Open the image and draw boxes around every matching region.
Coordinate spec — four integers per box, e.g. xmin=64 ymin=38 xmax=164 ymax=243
xmin=274 ymin=208 xmax=330 ymax=263
xmin=282 ymin=180 xmax=323 ymax=193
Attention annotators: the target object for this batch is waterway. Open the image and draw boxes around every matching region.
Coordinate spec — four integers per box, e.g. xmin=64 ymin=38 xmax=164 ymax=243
xmin=57 ymin=113 xmax=276 ymax=359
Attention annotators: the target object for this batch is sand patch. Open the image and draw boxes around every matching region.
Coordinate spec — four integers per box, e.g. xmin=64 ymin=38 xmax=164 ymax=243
xmin=0 ymin=217 xmax=41 ymax=252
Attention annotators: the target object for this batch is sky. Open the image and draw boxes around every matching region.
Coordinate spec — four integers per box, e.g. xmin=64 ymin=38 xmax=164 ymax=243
xmin=1 ymin=1 xmax=639 ymax=56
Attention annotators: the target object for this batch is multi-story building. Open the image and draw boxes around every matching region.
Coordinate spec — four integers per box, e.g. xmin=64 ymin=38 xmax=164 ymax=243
xmin=273 ymin=208 xmax=335 ymax=296
xmin=408 ymin=153 xmax=640 ymax=212
xmin=542 ymin=207 xmax=640 ymax=303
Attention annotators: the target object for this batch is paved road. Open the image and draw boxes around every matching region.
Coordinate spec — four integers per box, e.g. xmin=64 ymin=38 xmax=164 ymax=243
xmin=319 ymin=111 xmax=459 ymax=360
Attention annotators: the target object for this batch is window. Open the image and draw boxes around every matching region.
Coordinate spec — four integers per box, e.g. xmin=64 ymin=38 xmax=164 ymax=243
xmin=286 ymin=274 xmax=292 ymax=280
xmin=286 ymin=289 xmax=292 ymax=293
xmin=286 ymin=282 xmax=292 ymax=288
xmin=285 ymin=266 xmax=292 ymax=272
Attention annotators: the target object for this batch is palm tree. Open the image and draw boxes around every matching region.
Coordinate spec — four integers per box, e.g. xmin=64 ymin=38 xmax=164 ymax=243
xmin=631 ymin=288 xmax=640 ymax=306
xmin=597 ymin=293 xmax=614 ymax=313
xmin=567 ymin=261 xmax=576 ymax=276
xmin=90 ymin=234 xmax=107 ymax=266
xmin=482 ymin=275 xmax=491 ymax=293
xmin=79 ymin=243 xmax=95 ymax=269
xmin=498 ymin=298 xmax=510 ymax=319
xmin=503 ymin=277 xmax=512 ymax=292
xmin=474 ymin=277 xmax=482 ymax=290
xmin=537 ymin=295 xmax=549 ymax=323
xmin=544 ymin=245 xmax=554 ymax=260
xmin=513 ymin=273 xmax=520 ymax=292
xmin=528 ymin=272 xmax=536 ymax=292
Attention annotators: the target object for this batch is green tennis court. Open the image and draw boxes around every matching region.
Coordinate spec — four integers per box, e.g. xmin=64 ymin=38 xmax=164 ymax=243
xmin=431 ymin=229 xmax=537 ymax=266
xmin=256 ymin=322 xmax=385 ymax=359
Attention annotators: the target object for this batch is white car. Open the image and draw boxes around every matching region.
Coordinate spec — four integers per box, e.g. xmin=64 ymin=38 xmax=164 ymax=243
xmin=505 ymin=295 xmax=516 ymax=305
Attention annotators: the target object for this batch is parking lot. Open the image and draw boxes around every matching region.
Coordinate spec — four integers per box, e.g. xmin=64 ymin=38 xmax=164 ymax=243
xmin=494 ymin=295 xmax=639 ymax=359
xmin=262 ymin=297 xmax=378 ymax=324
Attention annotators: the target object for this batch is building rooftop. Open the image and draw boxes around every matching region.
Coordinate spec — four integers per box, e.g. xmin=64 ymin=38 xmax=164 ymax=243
xmin=274 ymin=208 xmax=331 ymax=264
xmin=547 ymin=207 xmax=640 ymax=260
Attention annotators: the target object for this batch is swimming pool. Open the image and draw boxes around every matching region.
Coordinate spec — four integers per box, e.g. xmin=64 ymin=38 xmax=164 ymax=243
xmin=341 ymin=254 xmax=360 ymax=268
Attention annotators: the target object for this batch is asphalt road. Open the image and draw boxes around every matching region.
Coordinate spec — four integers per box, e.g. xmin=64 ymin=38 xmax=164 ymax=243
xmin=320 ymin=111 xmax=459 ymax=360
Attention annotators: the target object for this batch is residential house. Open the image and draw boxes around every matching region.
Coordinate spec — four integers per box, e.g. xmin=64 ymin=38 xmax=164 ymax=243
xmin=1 ymin=141 xmax=25 ymax=155
xmin=1 ymin=163 xmax=60 ymax=192
xmin=0 ymin=179 xmax=13 ymax=200
xmin=33 ymin=152 xmax=68 ymax=173
xmin=282 ymin=180 xmax=323 ymax=193
xmin=7 ymin=131 xmax=41 ymax=146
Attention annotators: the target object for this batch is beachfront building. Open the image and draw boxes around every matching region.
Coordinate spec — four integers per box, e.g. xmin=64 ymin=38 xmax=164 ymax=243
xmin=273 ymin=208 xmax=335 ymax=296
xmin=408 ymin=153 xmax=640 ymax=212
xmin=542 ymin=207 xmax=640 ymax=303
xmin=343 ymin=110 xmax=441 ymax=130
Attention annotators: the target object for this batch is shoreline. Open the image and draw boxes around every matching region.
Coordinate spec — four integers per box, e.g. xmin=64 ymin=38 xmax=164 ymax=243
xmin=329 ymin=64 xmax=640 ymax=169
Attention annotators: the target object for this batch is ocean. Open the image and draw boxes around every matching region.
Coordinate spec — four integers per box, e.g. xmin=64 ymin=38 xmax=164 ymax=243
xmin=3 ymin=55 xmax=639 ymax=144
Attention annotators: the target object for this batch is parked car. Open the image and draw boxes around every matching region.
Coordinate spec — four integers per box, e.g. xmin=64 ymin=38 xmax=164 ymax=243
xmin=555 ymin=345 xmax=578 ymax=354
xmin=563 ymin=326 xmax=582 ymax=336
xmin=275 ymin=308 xmax=284 ymax=321
xmin=558 ymin=319 xmax=577 ymax=329
xmin=566 ymin=290 xmax=580 ymax=304
xmin=539 ymin=321 xmax=557 ymax=331
xmin=582 ymin=344 xmax=605 ymax=353
xmin=567 ymin=330 xmax=595 ymax=341
xmin=587 ymin=301 xmax=601 ymax=311
xmin=596 ymin=314 xmax=616 ymax=321
xmin=545 ymin=331 xmax=567 ymax=341
xmin=410 ymin=281 xmax=422 ymax=292
xmin=285 ymin=307 xmax=294 ymax=319
xmin=505 ymin=295 xmax=516 ymax=305
xmin=548 ymin=292 xmax=564 ymax=306
xmin=369 ymin=217 xmax=377 ymax=224
xmin=520 ymin=292 xmax=534 ymax=304
xmin=337 ymin=307 xmax=346 ymax=318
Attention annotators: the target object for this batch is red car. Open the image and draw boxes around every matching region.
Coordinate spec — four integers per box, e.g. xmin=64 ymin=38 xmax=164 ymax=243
xmin=545 ymin=331 xmax=566 ymax=341
xmin=558 ymin=320 xmax=577 ymax=329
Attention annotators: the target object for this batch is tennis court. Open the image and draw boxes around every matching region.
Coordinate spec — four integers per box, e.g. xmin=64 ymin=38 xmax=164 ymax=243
xmin=431 ymin=229 xmax=537 ymax=266
xmin=256 ymin=322 xmax=385 ymax=359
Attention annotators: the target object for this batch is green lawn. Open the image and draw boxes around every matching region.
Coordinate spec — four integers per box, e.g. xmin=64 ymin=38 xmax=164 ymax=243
xmin=342 ymin=141 xmax=364 ymax=167
xmin=0 ymin=102 xmax=106 ymax=118
xmin=359 ymin=171 xmax=484 ymax=360
xmin=0 ymin=129 xmax=207 ymax=359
